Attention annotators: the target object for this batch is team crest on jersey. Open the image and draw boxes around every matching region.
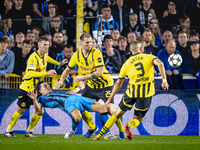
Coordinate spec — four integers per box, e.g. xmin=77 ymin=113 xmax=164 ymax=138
xmin=21 ymin=102 xmax=26 ymax=107
xmin=70 ymin=106 xmax=74 ymax=109
xmin=29 ymin=63 xmax=35 ymax=69
xmin=97 ymin=57 xmax=102 ymax=63
xmin=88 ymin=12 xmax=93 ymax=16
xmin=109 ymin=24 xmax=113 ymax=29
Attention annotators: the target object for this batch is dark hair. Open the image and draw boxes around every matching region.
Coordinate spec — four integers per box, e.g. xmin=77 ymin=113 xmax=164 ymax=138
xmin=103 ymin=34 xmax=113 ymax=42
xmin=38 ymin=36 xmax=49 ymax=43
xmin=48 ymin=3 xmax=59 ymax=16
xmin=53 ymin=31 xmax=63 ymax=37
xmin=102 ymin=4 xmax=110 ymax=9
xmin=52 ymin=15 xmax=61 ymax=20
xmin=64 ymin=44 xmax=73 ymax=49
xmin=168 ymin=0 xmax=177 ymax=7
xmin=80 ymin=33 xmax=92 ymax=41
xmin=35 ymin=81 xmax=45 ymax=98
xmin=177 ymin=30 xmax=187 ymax=37
xmin=22 ymin=39 xmax=31 ymax=45
xmin=26 ymin=31 xmax=35 ymax=37
xmin=179 ymin=15 xmax=190 ymax=24
xmin=0 ymin=36 xmax=9 ymax=43
xmin=190 ymin=32 xmax=200 ymax=38
xmin=118 ymin=36 xmax=127 ymax=43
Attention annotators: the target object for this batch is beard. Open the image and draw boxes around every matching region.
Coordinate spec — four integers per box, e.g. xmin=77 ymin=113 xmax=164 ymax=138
xmin=53 ymin=41 xmax=64 ymax=48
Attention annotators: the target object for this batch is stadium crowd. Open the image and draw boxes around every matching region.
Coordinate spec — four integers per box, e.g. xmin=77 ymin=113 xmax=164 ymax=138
xmin=1 ymin=0 xmax=200 ymax=89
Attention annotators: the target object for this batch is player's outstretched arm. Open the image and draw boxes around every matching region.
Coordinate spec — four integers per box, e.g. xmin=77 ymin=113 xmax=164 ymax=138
xmin=56 ymin=67 xmax=72 ymax=88
xmin=27 ymin=91 xmax=43 ymax=112
xmin=103 ymin=79 xmax=124 ymax=107
xmin=67 ymin=81 xmax=86 ymax=94
xmin=74 ymin=66 xmax=103 ymax=82
xmin=153 ymin=58 xmax=169 ymax=90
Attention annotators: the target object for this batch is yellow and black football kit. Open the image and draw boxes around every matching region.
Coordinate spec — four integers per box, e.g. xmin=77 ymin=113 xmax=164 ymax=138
xmin=68 ymin=48 xmax=114 ymax=102
xmin=17 ymin=51 xmax=60 ymax=109
xmin=118 ymin=52 xmax=157 ymax=117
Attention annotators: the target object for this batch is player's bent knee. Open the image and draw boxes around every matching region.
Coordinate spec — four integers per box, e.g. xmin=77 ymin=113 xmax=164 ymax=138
xmin=17 ymin=107 xmax=25 ymax=115
xmin=36 ymin=109 xmax=44 ymax=116
xmin=74 ymin=116 xmax=82 ymax=123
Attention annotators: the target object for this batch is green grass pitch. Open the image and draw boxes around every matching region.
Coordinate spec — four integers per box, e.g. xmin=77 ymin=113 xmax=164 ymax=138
xmin=0 ymin=134 xmax=200 ymax=150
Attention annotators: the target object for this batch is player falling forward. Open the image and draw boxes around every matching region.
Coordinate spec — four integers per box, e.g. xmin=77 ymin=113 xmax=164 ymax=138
xmin=4 ymin=36 xmax=67 ymax=137
xmin=92 ymin=41 xmax=169 ymax=141
xmin=27 ymin=81 xmax=109 ymax=138
xmin=56 ymin=33 xmax=125 ymax=139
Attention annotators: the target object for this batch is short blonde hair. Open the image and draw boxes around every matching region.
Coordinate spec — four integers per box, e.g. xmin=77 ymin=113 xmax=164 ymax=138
xmin=130 ymin=41 xmax=141 ymax=52
xmin=129 ymin=13 xmax=138 ymax=18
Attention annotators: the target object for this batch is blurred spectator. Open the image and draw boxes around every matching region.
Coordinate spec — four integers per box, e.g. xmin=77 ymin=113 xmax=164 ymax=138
xmin=176 ymin=31 xmax=188 ymax=58
xmin=32 ymin=27 xmax=42 ymax=42
xmin=121 ymin=13 xmax=144 ymax=38
xmin=189 ymin=32 xmax=200 ymax=42
xmin=24 ymin=14 xmax=34 ymax=34
xmin=102 ymin=34 xmax=121 ymax=74
xmin=13 ymin=39 xmax=33 ymax=76
xmin=5 ymin=0 xmax=30 ymax=35
xmin=111 ymin=29 xmax=120 ymax=49
xmin=26 ymin=31 xmax=37 ymax=51
xmin=0 ymin=0 xmax=13 ymax=19
xmin=43 ymin=31 xmax=52 ymax=47
xmin=111 ymin=0 xmax=133 ymax=32
xmin=11 ymin=32 xmax=25 ymax=52
xmin=143 ymin=28 xmax=158 ymax=56
xmin=172 ymin=15 xmax=196 ymax=41
xmin=161 ymin=0 xmax=180 ymax=30
xmin=137 ymin=35 xmax=146 ymax=53
xmin=117 ymin=36 xmax=130 ymax=65
xmin=42 ymin=3 xmax=64 ymax=33
xmin=0 ymin=36 xmax=14 ymax=79
xmin=87 ymin=0 xmax=111 ymax=11
xmin=33 ymin=0 xmax=53 ymax=18
xmin=92 ymin=37 xmax=97 ymax=48
xmin=92 ymin=4 xmax=119 ymax=40
xmin=127 ymin=31 xmax=138 ymax=45
xmin=137 ymin=0 xmax=156 ymax=28
xmin=156 ymin=40 xmax=183 ymax=89
xmin=49 ymin=31 xmax=64 ymax=57
xmin=149 ymin=18 xmax=162 ymax=48
xmin=158 ymin=30 xmax=173 ymax=50
xmin=183 ymin=39 xmax=200 ymax=78
xmin=0 ymin=18 xmax=14 ymax=44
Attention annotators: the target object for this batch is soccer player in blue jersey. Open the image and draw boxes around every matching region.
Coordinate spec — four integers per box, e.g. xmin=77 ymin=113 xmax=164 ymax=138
xmin=27 ymin=81 xmax=108 ymax=138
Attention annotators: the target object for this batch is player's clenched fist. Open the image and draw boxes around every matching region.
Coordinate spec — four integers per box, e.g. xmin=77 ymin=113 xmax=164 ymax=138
xmin=56 ymin=80 xmax=63 ymax=88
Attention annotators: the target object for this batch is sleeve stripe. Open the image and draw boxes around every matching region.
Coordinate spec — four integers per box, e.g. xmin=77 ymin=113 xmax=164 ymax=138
xmin=96 ymin=65 xmax=103 ymax=68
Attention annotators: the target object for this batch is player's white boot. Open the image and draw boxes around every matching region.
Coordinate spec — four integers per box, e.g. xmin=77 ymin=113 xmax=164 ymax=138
xmin=64 ymin=129 xmax=76 ymax=138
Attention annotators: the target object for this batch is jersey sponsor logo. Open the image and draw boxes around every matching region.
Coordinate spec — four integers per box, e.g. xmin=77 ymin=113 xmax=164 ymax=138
xmin=21 ymin=102 xmax=26 ymax=107
xmin=80 ymin=66 xmax=95 ymax=71
xmin=29 ymin=63 xmax=35 ymax=69
xmin=97 ymin=57 xmax=102 ymax=63
xmin=18 ymin=95 xmax=23 ymax=98
xmin=105 ymin=90 xmax=111 ymax=98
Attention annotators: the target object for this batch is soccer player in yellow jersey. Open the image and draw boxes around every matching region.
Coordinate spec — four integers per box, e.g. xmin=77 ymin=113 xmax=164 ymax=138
xmin=4 ymin=36 xmax=68 ymax=137
xmin=56 ymin=33 xmax=125 ymax=139
xmin=92 ymin=41 xmax=169 ymax=141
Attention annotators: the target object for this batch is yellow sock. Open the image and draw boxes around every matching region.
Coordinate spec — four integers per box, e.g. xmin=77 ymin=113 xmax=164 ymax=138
xmin=27 ymin=113 xmax=42 ymax=131
xmin=7 ymin=111 xmax=22 ymax=131
xmin=82 ymin=111 xmax=96 ymax=130
xmin=96 ymin=115 xmax=118 ymax=139
xmin=111 ymin=111 xmax=125 ymax=132
xmin=128 ymin=119 xmax=140 ymax=128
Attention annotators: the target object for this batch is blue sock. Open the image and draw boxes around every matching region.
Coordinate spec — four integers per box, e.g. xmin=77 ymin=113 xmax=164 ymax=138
xmin=72 ymin=119 xmax=79 ymax=132
xmin=100 ymin=113 xmax=110 ymax=133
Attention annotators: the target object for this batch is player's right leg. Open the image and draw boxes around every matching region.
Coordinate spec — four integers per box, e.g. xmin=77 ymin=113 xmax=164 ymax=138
xmin=65 ymin=109 xmax=82 ymax=138
xmin=4 ymin=106 xmax=25 ymax=137
xmin=92 ymin=107 xmax=126 ymax=140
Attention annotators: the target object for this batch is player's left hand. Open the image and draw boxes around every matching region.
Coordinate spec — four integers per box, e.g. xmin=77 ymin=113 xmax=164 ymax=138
xmin=74 ymin=75 xmax=84 ymax=82
xmin=162 ymin=82 xmax=169 ymax=90
xmin=60 ymin=59 xmax=68 ymax=66
xmin=27 ymin=90 xmax=37 ymax=101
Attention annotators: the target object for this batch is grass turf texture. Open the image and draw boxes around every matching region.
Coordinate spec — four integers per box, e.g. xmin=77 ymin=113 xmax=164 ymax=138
xmin=1 ymin=134 xmax=200 ymax=150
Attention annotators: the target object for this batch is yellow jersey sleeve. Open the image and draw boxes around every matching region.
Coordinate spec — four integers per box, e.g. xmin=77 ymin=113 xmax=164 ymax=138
xmin=68 ymin=51 xmax=77 ymax=69
xmin=94 ymin=49 xmax=104 ymax=68
xmin=26 ymin=54 xmax=47 ymax=78
xmin=119 ymin=60 xmax=128 ymax=79
xmin=47 ymin=56 xmax=60 ymax=66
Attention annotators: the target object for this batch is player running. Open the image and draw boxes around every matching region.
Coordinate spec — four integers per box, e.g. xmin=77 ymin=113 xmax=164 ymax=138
xmin=27 ymin=81 xmax=110 ymax=138
xmin=92 ymin=41 xmax=169 ymax=141
xmin=4 ymin=36 xmax=68 ymax=137
xmin=56 ymin=33 xmax=125 ymax=139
